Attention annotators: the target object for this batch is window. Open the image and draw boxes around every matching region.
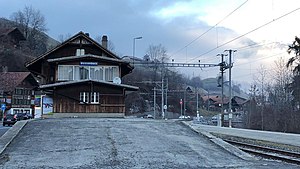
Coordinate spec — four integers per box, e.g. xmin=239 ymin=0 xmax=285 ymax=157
xmin=15 ymin=88 xmax=23 ymax=95
xmin=91 ymin=92 xmax=100 ymax=103
xmin=58 ymin=65 xmax=73 ymax=81
xmin=76 ymin=49 xmax=85 ymax=56
xmin=74 ymin=66 xmax=89 ymax=80
xmin=90 ymin=67 xmax=103 ymax=81
xmin=79 ymin=67 xmax=89 ymax=80
xmin=80 ymin=92 xmax=100 ymax=104
xmin=105 ymin=67 xmax=119 ymax=81
xmin=80 ymin=92 xmax=89 ymax=103
xmin=58 ymin=65 xmax=119 ymax=82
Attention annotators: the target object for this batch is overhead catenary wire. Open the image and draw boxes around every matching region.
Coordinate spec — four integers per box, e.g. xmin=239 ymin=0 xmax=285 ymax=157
xmin=234 ymin=52 xmax=286 ymax=67
xmin=169 ymin=0 xmax=249 ymax=59
xmin=188 ymin=7 xmax=300 ymax=63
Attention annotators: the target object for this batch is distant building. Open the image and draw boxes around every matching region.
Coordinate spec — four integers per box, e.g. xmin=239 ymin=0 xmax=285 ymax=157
xmin=26 ymin=32 xmax=138 ymax=117
xmin=0 ymin=72 xmax=38 ymax=116
xmin=0 ymin=27 xmax=26 ymax=48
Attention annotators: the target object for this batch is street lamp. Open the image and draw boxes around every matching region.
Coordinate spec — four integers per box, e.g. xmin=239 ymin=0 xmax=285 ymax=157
xmin=132 ymin=36 xmax=142 ymax=66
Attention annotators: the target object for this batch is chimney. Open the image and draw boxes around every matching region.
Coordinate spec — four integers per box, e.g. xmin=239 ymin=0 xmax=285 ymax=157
xmin=102 ymin=35 xmax=108 ymax=49
xmin=85 ymin=33 xmax=90 ymax=37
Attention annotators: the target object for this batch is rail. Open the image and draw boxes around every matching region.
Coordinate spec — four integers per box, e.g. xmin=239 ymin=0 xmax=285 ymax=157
xmin=223 ymin=139 xmax=300 ymax=165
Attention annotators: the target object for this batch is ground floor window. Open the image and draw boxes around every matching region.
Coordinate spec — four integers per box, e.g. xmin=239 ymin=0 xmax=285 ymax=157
xmin=80 ymin=92 xmax=100 ymax=104
xmin=91 ymin=92 xmax=100 ymax=104
xmin=80 ymin=92 xmax=89 ymax=103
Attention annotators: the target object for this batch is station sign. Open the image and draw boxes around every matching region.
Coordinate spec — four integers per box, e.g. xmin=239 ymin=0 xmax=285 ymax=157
xmin=80 ymin=62 xmax=98 ymax=66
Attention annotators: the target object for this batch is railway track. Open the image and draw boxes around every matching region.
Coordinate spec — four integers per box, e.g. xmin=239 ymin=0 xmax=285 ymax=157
xmin=223 ymin=139 xmax=300 ymax=165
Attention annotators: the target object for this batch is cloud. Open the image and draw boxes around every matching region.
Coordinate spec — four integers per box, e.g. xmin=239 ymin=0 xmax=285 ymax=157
xmin=0 ymin=0 xmax=297 ymax=84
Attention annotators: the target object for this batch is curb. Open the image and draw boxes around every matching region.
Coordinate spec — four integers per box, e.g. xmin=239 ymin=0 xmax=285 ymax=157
xmin=0 ymin=120 xmax=29 ymax=155
xmin=182 ymin=121 xmax=255 ymax=161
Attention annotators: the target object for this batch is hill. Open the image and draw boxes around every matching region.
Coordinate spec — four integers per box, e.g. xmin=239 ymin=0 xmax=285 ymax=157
xmin=0 ymin=17 xmax=59 ymax=72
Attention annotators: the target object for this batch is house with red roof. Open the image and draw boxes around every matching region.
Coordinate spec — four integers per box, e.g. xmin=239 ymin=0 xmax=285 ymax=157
xmin=0 ymin=72 xmax=38 ymax=116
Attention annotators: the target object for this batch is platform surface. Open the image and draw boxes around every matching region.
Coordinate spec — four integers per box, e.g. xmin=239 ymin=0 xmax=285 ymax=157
xmin=188 ymin=122 xmax=300 ymax=147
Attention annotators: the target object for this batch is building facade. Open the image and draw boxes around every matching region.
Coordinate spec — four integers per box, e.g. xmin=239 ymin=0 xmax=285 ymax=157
xmin=0 ymin=72 xmax=38 ymax=117
xmin=26 ymin=32 xmax=138 ymax=117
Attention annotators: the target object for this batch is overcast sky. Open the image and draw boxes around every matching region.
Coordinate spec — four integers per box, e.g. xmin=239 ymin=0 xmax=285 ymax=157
xmin=0 ymin=0 xmax=299 ymax=89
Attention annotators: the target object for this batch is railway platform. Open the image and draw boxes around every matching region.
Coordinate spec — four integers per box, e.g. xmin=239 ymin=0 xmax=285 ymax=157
xmin=184 ymin=121 xmax=300 ymax=148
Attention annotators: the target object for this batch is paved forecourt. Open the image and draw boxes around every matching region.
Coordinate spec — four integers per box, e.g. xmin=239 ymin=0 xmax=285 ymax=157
xmin=0 ymin=118 xmax=299 ymax=168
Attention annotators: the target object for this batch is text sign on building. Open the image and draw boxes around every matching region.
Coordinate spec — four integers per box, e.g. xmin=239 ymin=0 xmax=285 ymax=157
xmin=80 ymin=62 xmax=98 ymax=66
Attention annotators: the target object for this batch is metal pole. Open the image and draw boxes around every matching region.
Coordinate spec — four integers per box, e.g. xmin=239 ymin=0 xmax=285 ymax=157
xmin=132 ymin=38 xmax=135 ymax=66
xmin=219 ymin=54 xmax=226 ymax=127
xmin=154 ymin=87 xmax=156 ymax=119
xmin=226 ymin=49 xmax=236 ymax=128
xmin=184 ymin=89 xmax=186 ymax=116
xmin=165 ymin=78 xmax=168 ymax=116
xmin=180 ymin=99 xmax=183 ymax=116
xmin=132 ymin=37 xmax=142 ymax=66
xmin=196 ymin=88 xmax=199 ymax=121
xmin=207 ymin=90 xmax=209 ymax=111
xmin=161 ymin=77 xmax=164 ymax=119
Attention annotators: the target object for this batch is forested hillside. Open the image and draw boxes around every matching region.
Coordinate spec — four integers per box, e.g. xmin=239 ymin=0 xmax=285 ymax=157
xmin=0 ymin=17 xmax=59 ymax=72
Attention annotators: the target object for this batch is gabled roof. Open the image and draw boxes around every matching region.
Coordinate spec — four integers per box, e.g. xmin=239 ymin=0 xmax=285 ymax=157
xmin=0 ymin=27 xmax=26 ymax=40
xmin=202 ymin=95 xmax=230 ymax=104
xmin=233 ymin=96 xmax=248 ymax=105
xmin=40 ymin=79 xmax=139 ymax=91
xmin=25 ymin=31 xmax=120 ymax=68
xmin=0 ymin=72 xmax=35 ymax=92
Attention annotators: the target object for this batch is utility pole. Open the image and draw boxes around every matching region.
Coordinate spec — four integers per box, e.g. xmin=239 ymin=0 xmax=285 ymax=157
xmin=184 ymin=89 xmax=186 ymax=116
xmin=225 ymin=49 xmax=236 ymax=128
xmin=196 ymin=88 xmax=199 ymax=121
xmin=154 ymin=87 xmax=156 ymax=119
xmin=180 ymin=99 xmax=183 ymax=116
xmin=161 ymin=77 xmax=164 ymax=119
xmin=217 ymin=53 xmax=227 ymax=127
xmin=165 ymin=78 xmax=168 ymax=116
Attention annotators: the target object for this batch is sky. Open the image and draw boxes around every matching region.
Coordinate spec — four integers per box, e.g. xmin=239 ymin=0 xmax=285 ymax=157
xmin=0 ymin=0 xmax=299 ymax=90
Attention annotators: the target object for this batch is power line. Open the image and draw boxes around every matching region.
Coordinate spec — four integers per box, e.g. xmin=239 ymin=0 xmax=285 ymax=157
xmin=234 ymin=52 xmax=286 ymax=67
xmin=169 ymin=0 xmax=249 ymax=58
xmin=190 ymin=41 xmax=287 ymax=64
xmin=188 ymin=7 xmax=300 ymax=63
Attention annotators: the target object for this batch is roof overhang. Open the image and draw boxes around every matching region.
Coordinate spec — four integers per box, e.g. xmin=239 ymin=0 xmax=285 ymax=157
xmin=39 ymin=79 xmax=139 ymax=91
xmin=47 ymin=54 xmax=131 ymax=65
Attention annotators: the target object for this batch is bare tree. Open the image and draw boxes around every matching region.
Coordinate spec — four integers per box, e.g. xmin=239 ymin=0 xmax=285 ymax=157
xmin=253 ymin=64 xmax=270 ymax=130
xmin=147 ymin=44 xmax=168 ymax=63
xmin=146 ymin=44 xmax=168 ymax=81
xmin=271 ymin=57 xmax=293 ymax=104
xmin=10 ymin=6 xmax=48 ymax=55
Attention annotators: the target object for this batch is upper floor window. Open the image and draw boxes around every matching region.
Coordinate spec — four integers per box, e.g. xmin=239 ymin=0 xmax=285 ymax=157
xmin=58 ymin=65 xmax=119 ymax=82
xmin=14 ymin=88 xmax=23 ymax=95
xmin=76 ymin=49 xmax=85 ymax=56
xmin=58 ymin=65 xmax=73 ymax=81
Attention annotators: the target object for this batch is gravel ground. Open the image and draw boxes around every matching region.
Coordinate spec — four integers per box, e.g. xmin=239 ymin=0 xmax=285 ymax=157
xmin=0 ymin=118 xmax=298 ymax=169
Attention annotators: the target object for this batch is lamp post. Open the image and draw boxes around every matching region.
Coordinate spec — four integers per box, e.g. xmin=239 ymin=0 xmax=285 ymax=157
xmin=132 ymin=36 xmax=142 ymax=66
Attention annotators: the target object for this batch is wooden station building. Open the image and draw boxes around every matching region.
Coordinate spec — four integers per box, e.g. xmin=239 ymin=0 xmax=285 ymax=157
xmin=26 ymin=32 xmax=138 ymax=117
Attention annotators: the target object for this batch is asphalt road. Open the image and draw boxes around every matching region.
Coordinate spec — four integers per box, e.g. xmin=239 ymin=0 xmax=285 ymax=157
xmin=0 ymin=118 xmax=298 ymax=169
xmin=0 ymin=126 xmax=9 ymax=138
